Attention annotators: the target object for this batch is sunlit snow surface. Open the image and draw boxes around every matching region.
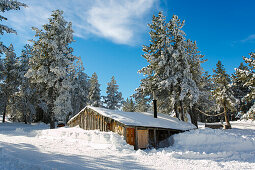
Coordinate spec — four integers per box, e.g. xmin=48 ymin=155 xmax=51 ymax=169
xmin=1 ymin=116 xmax=255 ymax=170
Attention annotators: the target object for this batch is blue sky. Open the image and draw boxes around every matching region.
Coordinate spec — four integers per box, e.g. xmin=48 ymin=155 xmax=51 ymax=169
xmin=1 ymin=0 xmax=255 ymax=99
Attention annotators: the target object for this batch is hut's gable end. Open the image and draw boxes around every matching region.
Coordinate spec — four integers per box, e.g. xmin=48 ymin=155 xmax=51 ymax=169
xmin=68 ymin=108 xmax=126 ymax=135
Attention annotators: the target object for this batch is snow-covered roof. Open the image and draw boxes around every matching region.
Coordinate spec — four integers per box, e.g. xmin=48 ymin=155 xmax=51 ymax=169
xmin=87 ymin=106 xmax=196 ymax=131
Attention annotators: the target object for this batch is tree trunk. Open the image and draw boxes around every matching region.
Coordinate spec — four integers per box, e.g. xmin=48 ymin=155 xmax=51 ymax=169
xmin=28 ymin=113 xmax=32 ymax=124
xmin=24 ymin=113 xmax=27 ymax=124
xmin=224 ymin=104 xmax=231 ymax=129
xmin=180 ymin=101 xmax=184 ymax=121
xmin=50 ymin=111 xmax=55 ymax=129
xmin=2 ymin=102 xmax=7 ymax=123
xmin=24 ymin=98 xmax=28 ymax=124
xmin=174 ymin=104 xmax=179 ymax=120
xmin=48 ymin=86 xmax=55 ymax=129
xmin=190 ymin=106 xmax=198 ymax=128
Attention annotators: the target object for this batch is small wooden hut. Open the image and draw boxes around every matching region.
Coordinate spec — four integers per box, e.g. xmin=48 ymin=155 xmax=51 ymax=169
xmin=67 ymin=106 xmax=196 ymax=150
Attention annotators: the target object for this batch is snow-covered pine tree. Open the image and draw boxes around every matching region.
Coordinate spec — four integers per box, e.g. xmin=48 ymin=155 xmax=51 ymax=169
xmin=195 ymin=72 xmax=216 ymax=122
xmin=122 ymin=98 xmax=135 ymax=112
xmin=0 ymin=55 xmax=5 ymax=117
xmin=25 ymin=10 xmax=76 ymax=128
xmin=71 ymin=60 xmax=89 ymax=117
xmin=236 ymin=52 xmax=255 ymax=118
xmin=136 ymin=11 xmax=167 ymax=111
xmin=186 ymin=40 xmax=214 ymax=126
xmin=212 ymin=61 xmax=236 ymax=128
xmin=88 ymin=72 xmax=101 ymax=107
xmin=122 ymin=98 xmax=129 ymax=112
xmin=232 ymin=62 xmax=251 ymax=114
xmin=13 ymin=44 xmax=37 ymax=124
xmin=0 ymin=0 xmax=26 ymax=53
xmin=134 ymin=95 xmax=150 ymax=112
xmin=0 ymin=44 xmax=19 ymax=122
xmin=103 ymin=76 xmax=123 ymax=110
xmin=0 ymin=54 xmax=3 ymax=87
xmin=137 ymin=12 xmax=199 ymax=122
xmin=0 ymin=57 xmax=3 ymax=111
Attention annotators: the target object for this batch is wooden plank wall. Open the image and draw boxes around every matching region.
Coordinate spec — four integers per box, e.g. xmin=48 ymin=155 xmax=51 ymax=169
xmin=68 ymin=108 xmax=125 ymax=136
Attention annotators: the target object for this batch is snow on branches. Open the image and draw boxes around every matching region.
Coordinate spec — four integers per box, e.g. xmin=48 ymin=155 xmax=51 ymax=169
xmin=137 ymin=12 xmax=202 ymax=123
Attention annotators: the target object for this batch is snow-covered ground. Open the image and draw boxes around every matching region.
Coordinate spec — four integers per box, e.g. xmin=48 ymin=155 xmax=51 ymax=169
xmin=1 ymin=116 xmax=255 ymax=170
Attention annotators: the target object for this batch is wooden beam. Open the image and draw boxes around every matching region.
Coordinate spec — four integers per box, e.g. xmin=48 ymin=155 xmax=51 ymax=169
xmin=98 ymin=115 xmax=100 ymax=130
xmin=97 ymin=115 xmax=99 ymax=130
xmin=95 ymin=113 xmax=97 ymax=130
xmin=135 ymin=127 xmax=138 ymax=150
xmin=97 ymin=115 xmax=99 ymax=129
xmin=94 ymin=112 xmax=97 ymax=130
xmin=94 ymin=113 xmax=96 ymax=129
xmin=86 ymin=110 xmax=88 ymax=130
xmin=104 ymin=117 xmax=106 ymax=132
xmin=93 ymin=112 xmax=95 ymax=130
xmin=101 ymin=115 xmax=103 ymax=131
xmin=95 ymin=114 xmax=97 ymax=130
xmin=88 ymin=112 xmax=90 ymax=130
xmin=85 ymin=110 xmax=88 ymax=130
xmin=79 ymin=114 xmax=81 ymax=125
xmin=90 ymin=112 xmax=92 ymax=130
xmin=82 ymin=113 xmax=85 ymax=129
xmin=102 ymin=116 xmax=104 ymax=131
xmin=90 ymin=112 xmax=94 ymax=130
xmin=93 ymin=113 xmax=95 ymax=130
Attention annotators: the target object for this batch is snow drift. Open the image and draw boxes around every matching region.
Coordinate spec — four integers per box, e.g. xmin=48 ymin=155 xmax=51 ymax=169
xmin=1 ymin=121 xmax=255 ymax=169
xmin=36 ymin=126 xmax=133 ymax=151
xmin=173 ymin=129 xmax=255 ymax=153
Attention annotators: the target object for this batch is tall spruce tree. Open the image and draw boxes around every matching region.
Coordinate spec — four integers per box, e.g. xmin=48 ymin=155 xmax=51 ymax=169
xmin=196 ymin=72 xmax=216 ymax=122
xmin=137 ymin=12 xmax=199 ymax=123
xmin=0 ymin=58 xmax=3 ymax=114
xmin=186 ymin=40 xmax=215 ymax=126
xmin=14 ymin=44 xmax=37 ymax=124
xmin=212 ymin=61 xmax=236 ymax=128
xmin=232 ymin=63 xmax=251 ymax=114
xmin=122 ymin=98 xmax=135 ymax=112
xmin=88 ymin=72 xmax=101 ymax=107
xmin=0 ymin=0 xmax=26 ymax=122
xmin=71 ymin=61 xmax=89 ymax=117
xmin=236 ymin=52 xmax=255 ymax=118
xmin=134 ymin=95 xmax=150 ymax=112
xmin=25 ymin=10 xmax=76 ymax=128
xmin=1 ymin=44 xmax=19 ymax=122
xmin=103 ymin=76 xmax=123 ymax=110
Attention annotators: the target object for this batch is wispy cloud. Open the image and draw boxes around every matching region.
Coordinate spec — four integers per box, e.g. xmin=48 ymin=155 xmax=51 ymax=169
xmin=4 ymin=0 xmax=157 ymax=45
xmin=240 ymin=34 xmax=255 ymax=43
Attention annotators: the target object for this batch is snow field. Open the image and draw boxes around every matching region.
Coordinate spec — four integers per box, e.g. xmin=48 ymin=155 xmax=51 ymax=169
xmin=1 ymin=121 xmax=255 ymax=169
xmin=173 ymin=129 xmax=255 ymax=153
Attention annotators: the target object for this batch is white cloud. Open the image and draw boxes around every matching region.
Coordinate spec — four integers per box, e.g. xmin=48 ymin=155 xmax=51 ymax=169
xmin=4 ymin=0 xmax=157 ymax=45
xmin=241 ymin=34 xmax=255 ymax=43
xmin=87 ymin=0 xmax=155 ymax=44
